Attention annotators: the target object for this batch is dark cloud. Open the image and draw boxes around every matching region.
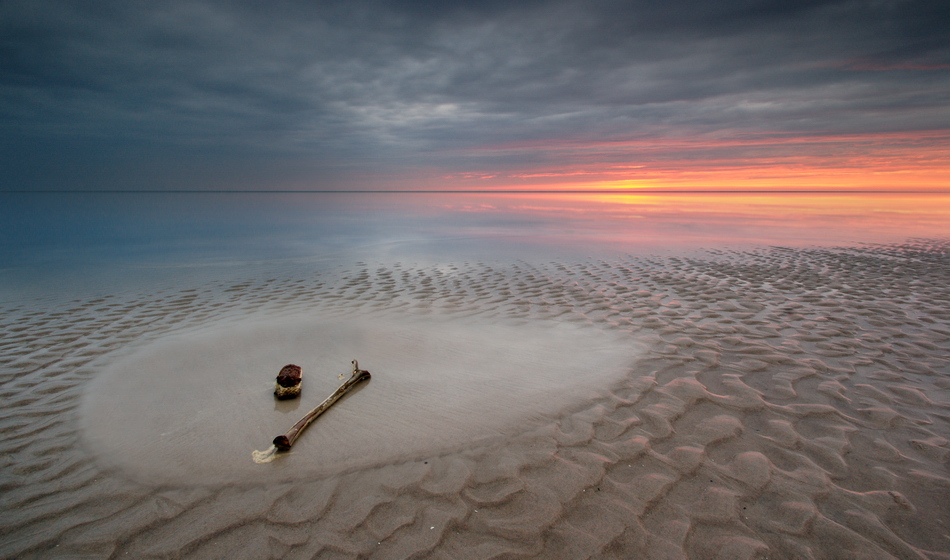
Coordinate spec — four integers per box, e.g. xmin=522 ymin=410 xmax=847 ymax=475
xmin=1 ymin=0 xmax=947 ymax=190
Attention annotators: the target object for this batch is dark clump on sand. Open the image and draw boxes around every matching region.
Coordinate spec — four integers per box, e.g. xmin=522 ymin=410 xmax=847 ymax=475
xmin=274 ymin=364 xmax=302 ymax=399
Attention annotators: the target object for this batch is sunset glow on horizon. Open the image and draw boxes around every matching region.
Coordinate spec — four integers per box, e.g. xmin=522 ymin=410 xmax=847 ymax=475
xmin=433 ymin=130 xmax=950 ymax=192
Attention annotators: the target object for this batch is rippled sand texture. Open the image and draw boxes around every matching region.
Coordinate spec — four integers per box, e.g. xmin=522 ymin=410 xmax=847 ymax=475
xmin=2 ymin=239 xmax=949 ymax=559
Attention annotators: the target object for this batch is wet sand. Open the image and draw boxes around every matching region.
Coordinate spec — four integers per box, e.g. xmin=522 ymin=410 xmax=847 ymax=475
xmin=1 ymin=239 xmax=949 ymax=559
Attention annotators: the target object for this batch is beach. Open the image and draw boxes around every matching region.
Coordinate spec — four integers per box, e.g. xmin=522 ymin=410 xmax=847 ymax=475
xmin=2 ymin=236 xmax=948 ymax=559
xmin=4 ymin=0 xmax=950 ymax=555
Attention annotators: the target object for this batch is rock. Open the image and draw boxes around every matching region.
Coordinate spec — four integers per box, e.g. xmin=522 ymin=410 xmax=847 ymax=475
xmin=274 ymin=364 xmax=302 ymax=399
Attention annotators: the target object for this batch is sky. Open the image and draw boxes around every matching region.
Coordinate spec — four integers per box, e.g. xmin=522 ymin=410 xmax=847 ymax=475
xmin=1 ymin=0 xmax=948 ymax=192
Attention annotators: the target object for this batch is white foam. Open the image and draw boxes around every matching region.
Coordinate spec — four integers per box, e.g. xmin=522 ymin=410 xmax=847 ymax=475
xmin=81 ymin=313 xmax=639 ymax=484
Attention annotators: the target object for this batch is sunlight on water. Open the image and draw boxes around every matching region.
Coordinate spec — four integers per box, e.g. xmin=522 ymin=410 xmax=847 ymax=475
xmin=428 ymin=192 xmax=950 ymax=249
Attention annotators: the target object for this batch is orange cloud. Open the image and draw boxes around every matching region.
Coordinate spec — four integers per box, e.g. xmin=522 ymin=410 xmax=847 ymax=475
xmin=438 ymin=131 xmax=950 ymax=192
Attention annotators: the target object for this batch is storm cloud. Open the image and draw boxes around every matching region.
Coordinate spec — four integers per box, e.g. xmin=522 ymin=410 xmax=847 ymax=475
xmin=2 ymin=0 xmax=948 ymax=190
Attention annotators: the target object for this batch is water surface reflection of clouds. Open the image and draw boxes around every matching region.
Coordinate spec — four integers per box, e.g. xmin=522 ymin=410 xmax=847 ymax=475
xmin=3 ymin=193 xmax=949 ymax=275
xmin=427 ymin=192 xmax=950 ymax=251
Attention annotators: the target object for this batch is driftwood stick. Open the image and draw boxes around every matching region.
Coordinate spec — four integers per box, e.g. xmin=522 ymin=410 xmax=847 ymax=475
xmin=272 ymin=361 xmax=371 ymax=451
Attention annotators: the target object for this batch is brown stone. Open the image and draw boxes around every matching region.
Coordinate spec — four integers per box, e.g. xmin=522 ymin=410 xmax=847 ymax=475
xmin=274 ymin=364 xmax=302 ymax=399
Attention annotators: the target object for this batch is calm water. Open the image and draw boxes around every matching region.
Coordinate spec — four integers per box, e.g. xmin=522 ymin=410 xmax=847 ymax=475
xmin=2 ymin=191 xmax=948 ymax=299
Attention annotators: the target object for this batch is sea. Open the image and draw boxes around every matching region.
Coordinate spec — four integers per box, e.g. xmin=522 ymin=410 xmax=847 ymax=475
xmin=3 ymin=191 xmax=948 ymax=300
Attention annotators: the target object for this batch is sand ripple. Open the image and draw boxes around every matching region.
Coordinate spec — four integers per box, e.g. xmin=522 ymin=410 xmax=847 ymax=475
xmin=1 ymin=239 xmax=948 ymax=559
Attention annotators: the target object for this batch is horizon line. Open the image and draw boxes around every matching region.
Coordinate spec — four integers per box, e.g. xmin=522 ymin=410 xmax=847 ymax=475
xmin=3 ymin=189 xmax=950 ymax=194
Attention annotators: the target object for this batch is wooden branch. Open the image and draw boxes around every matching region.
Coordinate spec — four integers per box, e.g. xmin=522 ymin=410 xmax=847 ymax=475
xmin=271 ymin=361 xmax=371 ymax=451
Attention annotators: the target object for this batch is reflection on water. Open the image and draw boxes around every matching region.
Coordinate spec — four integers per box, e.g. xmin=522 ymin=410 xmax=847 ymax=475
xmin=433 ymin=192 xmax=950 ymax=250
xmin=1 ymin=191 xmax=948 ymax=297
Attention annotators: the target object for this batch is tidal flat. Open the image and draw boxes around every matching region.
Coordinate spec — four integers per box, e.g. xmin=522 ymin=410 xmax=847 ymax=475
xmin=1 ymin=193 xmax=949 ymax=559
